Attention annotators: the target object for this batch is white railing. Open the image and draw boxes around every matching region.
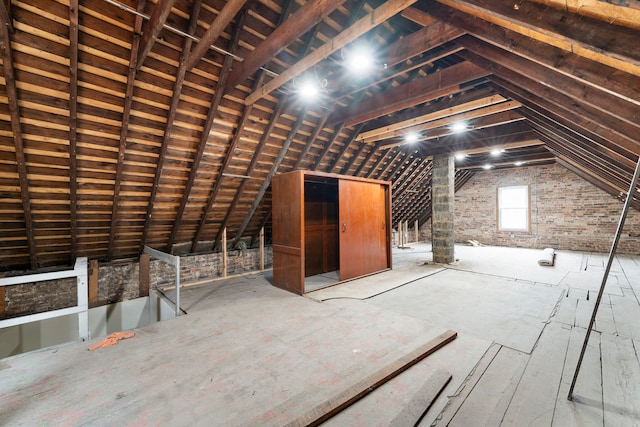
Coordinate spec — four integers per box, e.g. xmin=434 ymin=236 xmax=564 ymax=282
xmin=0 ymin=257 xmax=89 ymax=340
xmin=144 ymin=246 xmax=180 ymax=317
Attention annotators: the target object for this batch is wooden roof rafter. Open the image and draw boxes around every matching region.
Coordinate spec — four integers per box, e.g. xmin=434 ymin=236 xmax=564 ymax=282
xmin=312 ymin=122 xmax=346 ymax=171
xmin=327 ymin=124 xmax=364 ymax=173
xmin=136 ymin=0 xmax=177 ymax=70
xmin=231 ymin=105 xmax=311 ymax=248
xmin=353 ymin=142 xmax=381 ymax=176
xmin=185 ymin=0 xmax=248 ymax=71
xmin=166 ymin=5 xmax=251 ymax=252
xmin=68 ymin=0 xmax=79 ymax=261
xmin=329 ymin=61 xmax=490 ymax=126
xmin=365 ymin=147 xmax=394 ymax=178
xmin=205 ymin=97 xmax=289 ymax=252
xmin=487 ymin=74 xmax=640 ymax=160
xmin=340 ymin=138 xmax=368 ymax=175
xmin=108 ymin=0 xmax=146 ymax=259
xmin=139 ymin=0 xmax=204 ymax=253
xmin=427 ymin=3 xmax=640 ymax=108
xmin=436 ymin=0 xmax=640 ymax=77
xmin=225 ymin=0 xmax=350 ymax=92
xmin=1 ymin=14 xmax=36 ymax=268
xmin=243 ymin=0 xmax=420 ymax=105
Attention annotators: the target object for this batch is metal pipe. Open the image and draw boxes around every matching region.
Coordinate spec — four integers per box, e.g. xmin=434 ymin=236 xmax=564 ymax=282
xmin=568 ymin=156 xmax=640 ymax=400
xmin=101 ymin=0 xmax=279 ymax=77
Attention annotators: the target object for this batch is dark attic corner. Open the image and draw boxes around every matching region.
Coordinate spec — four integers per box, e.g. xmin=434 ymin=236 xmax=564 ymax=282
xmin=1 ymin=0 xmax=640 ymax=425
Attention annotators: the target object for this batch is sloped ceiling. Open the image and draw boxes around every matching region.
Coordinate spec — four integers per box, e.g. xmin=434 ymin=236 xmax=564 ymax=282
xmin=0 ymin=0 xmax=639 ymax=271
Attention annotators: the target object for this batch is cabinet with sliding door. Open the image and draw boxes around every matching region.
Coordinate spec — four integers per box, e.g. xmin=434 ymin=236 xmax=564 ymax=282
xmin=272 ymin=170 xmax=391 ymax=294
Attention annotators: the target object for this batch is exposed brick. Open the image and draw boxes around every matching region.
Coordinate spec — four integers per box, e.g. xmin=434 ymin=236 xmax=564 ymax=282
xmin=421 ymin=163 xmax=640 ymax=254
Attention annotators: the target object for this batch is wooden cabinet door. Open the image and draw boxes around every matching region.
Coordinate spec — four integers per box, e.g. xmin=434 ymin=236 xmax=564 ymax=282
xmin=272 ymin=172 xmax=305 ymax=294
xmin=339 ymin=180 xmax=388 ymax=280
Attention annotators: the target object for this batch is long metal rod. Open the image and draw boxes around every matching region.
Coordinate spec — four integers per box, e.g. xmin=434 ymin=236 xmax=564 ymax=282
xmin=101 ymin=0 xmax=279 ymax=77
xmin=568 ymin=156 xmax=640 ymax=400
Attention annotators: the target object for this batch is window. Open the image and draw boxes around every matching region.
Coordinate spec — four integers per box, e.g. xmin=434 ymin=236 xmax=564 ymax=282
xmin=498 ymin=185 xmax=529 ymax=232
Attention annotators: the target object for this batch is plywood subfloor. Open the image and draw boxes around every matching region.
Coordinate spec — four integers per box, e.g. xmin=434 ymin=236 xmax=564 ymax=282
xmin=2 ymin=244 xmax=640 ymax=426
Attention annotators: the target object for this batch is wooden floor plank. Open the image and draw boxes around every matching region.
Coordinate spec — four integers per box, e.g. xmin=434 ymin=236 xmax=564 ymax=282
xmin=284 ymin=330 xmax=457 ymax=427
xmin=553 ymin=326 xmax=603 ymax=427
xmin=448 ymin=346 xmax=528 ymax=427
xmin=601 ymin=334 xmax=640 ymax=426
xmin=610 ymin=294 xmax=640 ymax=340
xmin=426 ymin=343 xmax=501 ymax=426
xmin=501 ymin=322 xmax=571 ymax=426
xmin=389 ymin=369 xmax=451 ymax=427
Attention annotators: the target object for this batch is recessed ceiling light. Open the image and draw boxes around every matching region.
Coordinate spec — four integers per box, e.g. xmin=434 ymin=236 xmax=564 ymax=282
xmin=514 ymin=161 xmax=524 ymax=166
xmin=490 ymin=148 xmax=505 ymax=156
xmin=451 ymin=121 xmax=468 ymax=133
xmin=298 ymin=79 xmax=320 ymax=101
xmin=344 ymin=44 xmax=375 ymax=74
xmin=405 ymin=132 xmax=419 ymax=143
xmin=455 ymin=152 xmax=466 ymax=161
xmin=483 ymin=164 xmax=493 ymax=170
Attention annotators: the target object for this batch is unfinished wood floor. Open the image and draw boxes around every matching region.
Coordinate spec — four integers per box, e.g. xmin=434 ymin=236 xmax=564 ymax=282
xmin=1 ymin=244 xmax=640 ymax=426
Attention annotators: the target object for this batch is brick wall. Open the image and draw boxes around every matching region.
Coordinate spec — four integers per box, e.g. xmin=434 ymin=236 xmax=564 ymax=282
xmin=420 ymin=163 xmax=640 ymax=253
xmin=1 ymin=247 xmax=273 ymax=319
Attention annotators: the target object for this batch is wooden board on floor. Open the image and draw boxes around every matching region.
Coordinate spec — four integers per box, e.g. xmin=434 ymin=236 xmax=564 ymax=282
xmin=284 ymin=329 xmax=457 ymax=427
xmin=501 ymin=321 xmax=571 ymax=426
xmin=601 ymin=334 xmax=640 ymax=426
xmin=389 ymin=369 xmax=451 ymax=427
xmin=431 ymin=343 xmax=501 ymax=426
xmin=449 ymin=346 xmax=528 ymax=427
xmin=553 ymin=325 xmax=603 ymax=426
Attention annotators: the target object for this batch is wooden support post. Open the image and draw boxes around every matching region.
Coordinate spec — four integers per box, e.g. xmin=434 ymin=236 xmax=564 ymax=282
xmin=415 ymin=219 xmax=419 ymax=242
xmin=222 ymin=227 xmax=227 ymax=277
xmin=259 ymin=226 xmax=265 ymax=271
xmin=139 ymin=253 xmax=150 ymax=297
xmin=405 ymin=221 xmax=409 ymax=244
xmin=88 ymin=259 xmax=99 ymax=306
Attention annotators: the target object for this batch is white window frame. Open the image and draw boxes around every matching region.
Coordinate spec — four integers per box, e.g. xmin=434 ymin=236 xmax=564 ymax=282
xmin=497 ymin=185 xmax=530 ymax=232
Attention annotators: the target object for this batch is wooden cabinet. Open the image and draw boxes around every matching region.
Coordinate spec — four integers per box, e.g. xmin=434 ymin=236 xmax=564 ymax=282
xmin=272 ymin=170 xmax=391 ymax=294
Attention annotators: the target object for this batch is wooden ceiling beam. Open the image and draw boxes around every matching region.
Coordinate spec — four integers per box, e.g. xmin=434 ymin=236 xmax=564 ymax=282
xmin=109 ymin=0 xmax=146 ymax=259
xmin=428 ymin=3 xmax=640 ymax=107
xmin=359 ymin=93 xmax=507 ymax=142
xmin=392 ymin=160 xmax=432 ymax=205
xmin=136 ymin=0 xmax=177 ymax=70
xmin=401 ymin=7 xmax=436 ymax=26
xmin=376 ymin=100 xmax=521 ymax=146
xmin=330 ymin=61 xmax=489 ymax=126
xmin=436 ymin=0 xmax=640 ymax=77
xmin=185 ymin=0 xmax=248 ymax=71
xmin=243 ymin=0 xmax=418 ymax=105
xmin=330 ymin=44 xmax=465 ymax=103
xmin=68 ymin=0 xmax=79 ymax=261
xmin=166 ymin=8 xmax=250 ymax=252
xmin=457 ymin=36 xmax=640 ymax=125
xmin=487 ymin=74 xmax=640 ymax=160
xmin=381 ymin=109 xmax=526 ymax=149
xmin=139 ymin=0 xmax=202 ymax=253
xmin=1 ymin=17 xmax=36 ymax=268
xmin=384 ymin=21 xmax=464 ymax=70
xmin=226 ymin=0 xmax=349 ymax=92
xmin=456 ymin=156 xmax=555 ymax=171
xmin=0 ymin=0 xmax=13 ymax=33
xmin=527 ymin=0 xmax=640 ymax=31
xmin=522 ymin=107 xmax=636 ymax=170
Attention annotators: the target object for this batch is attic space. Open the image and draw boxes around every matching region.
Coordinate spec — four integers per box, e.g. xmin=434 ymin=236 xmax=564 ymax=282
xmin=2 ymin=0 xmax=640 ymax=425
